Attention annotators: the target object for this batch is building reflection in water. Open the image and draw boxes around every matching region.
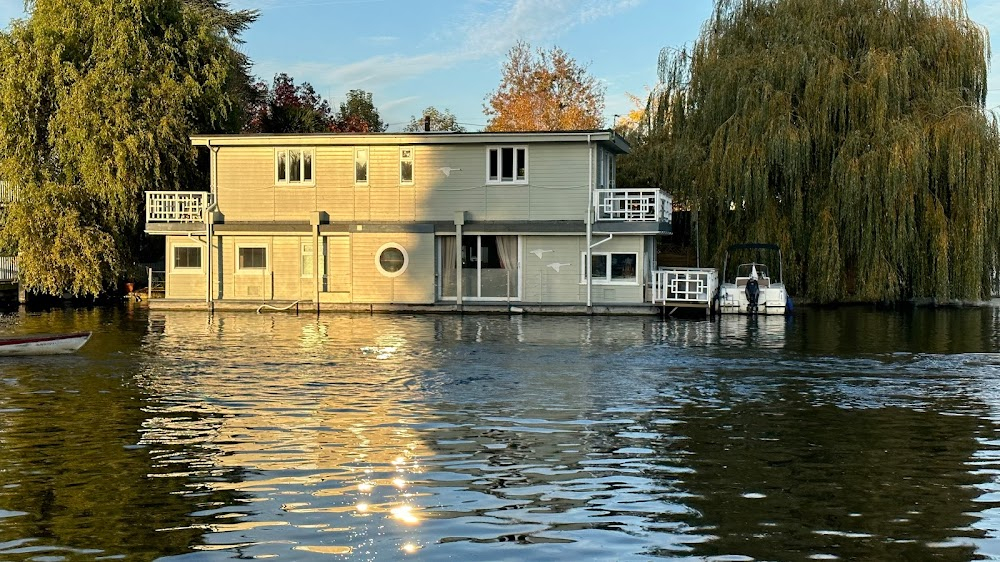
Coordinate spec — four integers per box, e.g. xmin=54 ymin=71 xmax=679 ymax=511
xmin=140 ymin=312 xmax=441 ymax=558
xmin=128 ymin=310 xmax=1000 ymax=560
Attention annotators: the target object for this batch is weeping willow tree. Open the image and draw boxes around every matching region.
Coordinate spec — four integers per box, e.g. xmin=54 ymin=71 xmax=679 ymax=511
xmin=638 ymin=0 xmax=1000 ymax=303
xmin=0 ymin=0 xmax=257 ymax=296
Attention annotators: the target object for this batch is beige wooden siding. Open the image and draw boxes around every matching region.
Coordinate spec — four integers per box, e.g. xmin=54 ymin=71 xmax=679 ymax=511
xmin=520 ymin=234 xmax=647 ymax=304
xmin=324 ymin=235 xmax=352 ymax=303
xmin=316 ymin=147 xmax=355 ymax=221
xmin=213 ymin=142 xmax=594 ymax=224
xmin=216 ymin=146 xmax=277 ymax=221
xmin=350 ymin=232 xmax=434 ymax=304
xmin=165 ymin=236 xmax=206 ymax=299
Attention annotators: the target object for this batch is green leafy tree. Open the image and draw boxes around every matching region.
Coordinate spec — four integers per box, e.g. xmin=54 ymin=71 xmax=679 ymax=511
xmin=0 ymin=0 xmax=257 ymax=296
xmin=636 ymin=0 xmax=999 ymax=303
xmin=484 ymin=41 xmax=605 ymax=131
xmin=335 ymin=89 xmax=385 ymax=132
xmin=403 ymin=107 xmax=466 ymax=132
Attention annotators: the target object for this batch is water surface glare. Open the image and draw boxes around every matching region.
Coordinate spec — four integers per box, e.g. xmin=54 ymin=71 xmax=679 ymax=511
xmin=2 ymin=307 xmax=1000 ymax=560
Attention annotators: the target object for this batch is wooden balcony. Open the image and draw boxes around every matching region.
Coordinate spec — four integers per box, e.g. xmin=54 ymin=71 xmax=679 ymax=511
xmin=145 ymin=191 xmax=213 ymax=234
xmin=595 ymin=189 xmax=672 ymax=223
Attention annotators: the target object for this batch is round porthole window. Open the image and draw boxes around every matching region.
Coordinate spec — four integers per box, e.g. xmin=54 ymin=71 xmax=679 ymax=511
xmin=376 ymin=243 xmax=408 ymax=277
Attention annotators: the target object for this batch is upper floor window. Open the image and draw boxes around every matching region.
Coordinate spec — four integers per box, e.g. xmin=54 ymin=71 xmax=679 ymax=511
xmin=597 ymin=149 xmax=616 ymax=188
xmin=487 ymin=146 xmax=527 ymax=184
xmin=275 ymin=148 xmax=314 ymax=186
xmin=355 ymin=147 xmax=369 ymax=185
xmin=400 ymin=147 xmax=414 ymax=185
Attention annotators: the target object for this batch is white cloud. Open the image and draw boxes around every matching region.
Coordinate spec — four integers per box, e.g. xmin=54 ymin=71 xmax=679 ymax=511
xmin=289 ymin=0 xmax=640 ymax=93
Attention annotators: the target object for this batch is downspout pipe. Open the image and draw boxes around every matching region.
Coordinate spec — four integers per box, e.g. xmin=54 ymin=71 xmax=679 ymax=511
xmin=205 ymin=140 xmax=219 ymax=307
xmin=586 ymin=134 xmax=593 ymax=310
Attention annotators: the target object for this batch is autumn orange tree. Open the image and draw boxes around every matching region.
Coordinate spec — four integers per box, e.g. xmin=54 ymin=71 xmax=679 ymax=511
xmin=484 ymin=42 xmax=605 ymax=131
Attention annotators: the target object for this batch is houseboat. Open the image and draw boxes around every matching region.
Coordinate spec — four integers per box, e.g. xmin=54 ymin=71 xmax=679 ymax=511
xmin=144 ymin=130 xmax=693 ymax=314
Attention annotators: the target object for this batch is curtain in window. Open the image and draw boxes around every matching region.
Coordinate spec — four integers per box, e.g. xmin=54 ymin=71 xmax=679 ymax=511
xmin=495 ymin=236 xmax=517 ymax=270
xmin=441 ymin=236 xmax=457 ymax=297
xmin=496 ymin=236 xmax=518 ymax=297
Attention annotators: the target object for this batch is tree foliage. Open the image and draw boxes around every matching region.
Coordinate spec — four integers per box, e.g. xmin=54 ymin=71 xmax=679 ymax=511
xmin=403 ymin=106 xmax=466 ymax=132
xmin=336 ymin=89 xmax=385 ymax=133
xmin=246 ymin=73 xmax=335 ymax=133
xmin=0 ymin=0 xmax=257 ymax=296
xmin=632 ymin=0 xmax=999 ymax=303
xmin=484 ymin=41 xmax=605 ymax=131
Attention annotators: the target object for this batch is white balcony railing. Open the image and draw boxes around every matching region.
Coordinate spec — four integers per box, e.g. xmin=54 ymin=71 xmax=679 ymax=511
xmin=146 ymin=191 xmax=213 ymax=223
xmin=650 ymin=268 xmax=718 ymax=305
xmin=0 ymin=256 xmax=16 ymax=283
xmin=595 ymin=189 xmax=672 ymax=222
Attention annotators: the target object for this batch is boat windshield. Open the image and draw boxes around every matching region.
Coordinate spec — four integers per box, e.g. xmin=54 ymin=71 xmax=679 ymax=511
xmin=736 ymin=263 xmax=769 ymax=279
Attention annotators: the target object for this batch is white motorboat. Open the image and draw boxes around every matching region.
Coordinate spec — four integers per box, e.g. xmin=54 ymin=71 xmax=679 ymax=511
xmin=0 ymin=332 xmax=92 ymax=356
xmin=716 ymin=244 xmax=790 ymax=315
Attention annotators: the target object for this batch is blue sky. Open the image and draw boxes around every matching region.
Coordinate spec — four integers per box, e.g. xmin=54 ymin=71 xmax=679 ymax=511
xmin=1 ymin=0 xmax=999 ymax=131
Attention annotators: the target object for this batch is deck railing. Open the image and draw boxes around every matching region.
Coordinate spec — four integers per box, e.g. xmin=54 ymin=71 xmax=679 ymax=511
xmin=0 ymin=256 xmax=16 ymax=283
xmin=146 ymin=191 xmax=213 ymax=223
xmin=650 ymin=268 xmax=717 ymax=306
xmin=595 ymin=189 xmax=672 ymax=222
xmin=0 ymin=182 xmax=18 ymax=206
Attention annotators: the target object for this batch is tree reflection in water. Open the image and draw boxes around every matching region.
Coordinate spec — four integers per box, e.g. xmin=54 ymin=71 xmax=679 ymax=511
xmin=1 ymin=307 xmax=1000 ymax=560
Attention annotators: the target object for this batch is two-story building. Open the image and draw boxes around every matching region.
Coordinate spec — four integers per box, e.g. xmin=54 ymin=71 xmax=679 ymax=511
xmin=144 ymin=130 xmax=676 ymax=313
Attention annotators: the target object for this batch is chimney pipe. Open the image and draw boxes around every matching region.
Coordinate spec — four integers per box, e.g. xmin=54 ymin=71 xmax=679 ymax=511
xmin=424 ymin=115 xmax=431 ymax=132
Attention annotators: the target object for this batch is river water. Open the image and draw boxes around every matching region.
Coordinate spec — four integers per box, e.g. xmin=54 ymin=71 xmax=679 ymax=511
xmin=2 ymin=306 xmax=1000 ymax=561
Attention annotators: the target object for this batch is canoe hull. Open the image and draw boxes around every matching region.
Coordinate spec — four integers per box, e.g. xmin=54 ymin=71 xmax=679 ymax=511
xmin=0 ymin=332 xmax=92 ymax=356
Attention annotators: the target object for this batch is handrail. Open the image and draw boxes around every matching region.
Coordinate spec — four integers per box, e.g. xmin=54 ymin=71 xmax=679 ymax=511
xmin=257 ymin=301 xmax=301 ymax=314
xmin=594 ymin=188 xmax=672 ymax=222
xmin=146 ymin=191 xmax=214 ymax=223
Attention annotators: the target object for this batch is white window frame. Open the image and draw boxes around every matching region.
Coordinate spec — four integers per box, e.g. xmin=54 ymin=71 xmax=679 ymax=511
xmin=355 ymin=147 xmax=369 ymax=185
xmin=375 ymin=242 xmax=408 ymax=278
xmin=275 ymin=148 xmax=315 ymax=186
xmin=581 ymin=251 xmax=639 ymax=285
xmin=399 ymin=146 xmax=414 ymax=185
xmin=236 ymin=244 xmax=269 ymax=275
xmin=486 ymin=146 xmax=528 ymax=184
xmin=171 ymin=244 xmax=203 ymax=274
xmin=301 ymin=241 xmax=313 ymax=278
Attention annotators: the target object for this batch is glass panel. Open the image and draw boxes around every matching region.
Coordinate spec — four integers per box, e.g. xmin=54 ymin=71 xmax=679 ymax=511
xmin=277 ymin=151 xmax=287 ymax=182
xmin=501 ymin=147 xmax=514 ymax=181
xmin=240 ymin=248 xmax=266 ymax=269
xmin=440 ymin=237 xmax=456 ymax=298
xmin=301 ymin=243 xmax=313 ymax=276
xmin=516 ymin=148 xmax=526 ymax=180
xmin=290 ymin=151 xmax=301 ymax=182
xmin=610 ymin=253 xmax=636 ymax=281
xmin=303 ymin=151 xmax=313 ymax=181
xmin=356 ymin=149 xmax=368 ymax=182
xmin=400 ymin=160 xmax=413 ymax=183
xmin=174 ymin=247 xmax=201 ymax=268
xmin=379 ymin=247 xmax=405 ymax=273
xmin=488 ymin=149 xmax=498 ymax=181
xmin=479 ymin=235 xmax=515 ymax=298
xmin=461 ymin=235 xmax=477 ymax=298
xmin=590 ymin=254 xmax=607 ymax=281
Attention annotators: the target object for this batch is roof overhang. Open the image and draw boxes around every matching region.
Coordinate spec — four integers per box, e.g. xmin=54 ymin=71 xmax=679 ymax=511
xmin=191 ymin=130 xmax=631 ymax=154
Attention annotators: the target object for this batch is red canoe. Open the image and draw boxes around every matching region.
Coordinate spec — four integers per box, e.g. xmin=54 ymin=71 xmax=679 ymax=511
xmin=0 ymin=332 xmax=92 ymax=356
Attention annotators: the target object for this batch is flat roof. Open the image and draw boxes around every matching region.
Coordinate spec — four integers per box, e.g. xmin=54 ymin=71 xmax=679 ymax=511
xmin=191 ymin=129 xmax=631 ymax=153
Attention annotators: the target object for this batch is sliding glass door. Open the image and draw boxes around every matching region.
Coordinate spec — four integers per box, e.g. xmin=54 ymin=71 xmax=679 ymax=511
xmin=440 ymin=235 xmax=519 ymax=300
